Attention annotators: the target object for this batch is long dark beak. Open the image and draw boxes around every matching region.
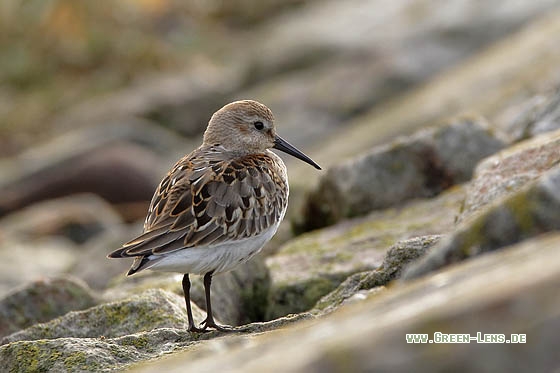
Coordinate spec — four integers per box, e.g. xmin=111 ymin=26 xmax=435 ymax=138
xmin=273 ymin=135 xmax=321 ymax=170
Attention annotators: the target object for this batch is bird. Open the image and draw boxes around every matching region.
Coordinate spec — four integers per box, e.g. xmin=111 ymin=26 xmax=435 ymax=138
xmin=108 ymin=100 xmax=321 ymax=332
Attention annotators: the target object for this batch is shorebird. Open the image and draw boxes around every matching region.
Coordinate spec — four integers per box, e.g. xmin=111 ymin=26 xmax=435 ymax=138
xmin=108 ymin=100 xmax=321 ymax=332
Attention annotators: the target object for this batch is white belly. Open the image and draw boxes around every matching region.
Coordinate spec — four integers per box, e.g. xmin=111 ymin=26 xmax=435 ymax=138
xmin=147 ymin=223 xmax=279 ymax=275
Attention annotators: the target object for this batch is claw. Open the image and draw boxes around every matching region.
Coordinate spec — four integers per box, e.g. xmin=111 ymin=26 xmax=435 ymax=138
xmin=187 ymin=324 xmax=206 ymax=333
xmin=199 ymin=317 xmax=233 ymax=332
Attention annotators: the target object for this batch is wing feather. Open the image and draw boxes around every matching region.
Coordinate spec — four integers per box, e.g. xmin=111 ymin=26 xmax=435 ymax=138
xmin=108 ymin=147 xmax=288 ymax=260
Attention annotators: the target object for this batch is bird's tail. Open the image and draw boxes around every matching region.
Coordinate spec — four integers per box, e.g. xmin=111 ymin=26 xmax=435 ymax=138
xmin=126 ymin=256 xmax=161 ymax=276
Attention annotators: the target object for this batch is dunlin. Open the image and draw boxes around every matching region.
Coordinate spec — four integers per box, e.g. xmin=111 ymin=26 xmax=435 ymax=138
xmin=108 ymin=100 xmax=321 ymax=332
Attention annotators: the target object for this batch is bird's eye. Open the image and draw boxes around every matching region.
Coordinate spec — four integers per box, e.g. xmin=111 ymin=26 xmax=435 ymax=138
xmin=253 ymin=121 xmax=264 ymax=130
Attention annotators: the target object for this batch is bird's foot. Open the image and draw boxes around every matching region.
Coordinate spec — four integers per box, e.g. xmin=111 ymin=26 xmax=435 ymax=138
xmin=199 ymin=318 xmax=234 ymax=332
xmin=187 ymin=324 xmax=207 ymax=333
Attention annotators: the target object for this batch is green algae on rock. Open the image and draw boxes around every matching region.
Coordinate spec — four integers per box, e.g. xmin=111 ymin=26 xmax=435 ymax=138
xmin=104 ymin=258 xmax=271 ymax=327
xmin=0 ymin=277 xmax=97 ymax=339
xmin=1 ymin=289 xmax=201 ymax=345
xmin=128 ymin=234 xmax=560 ymax=373
xmin=0 ymin=328 xmax=199 ymax=373
xmin=404 ymin=165 xmax=560 ymax=280
xmin=314 ymin=235 xmax=441 ymax=314
xmin=266 ymin=186 xmax=463 ymax=319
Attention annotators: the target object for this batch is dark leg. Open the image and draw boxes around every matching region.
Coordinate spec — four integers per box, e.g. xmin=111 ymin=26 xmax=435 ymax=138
xmin=182 ymin=274 xmax=204 ymax=333
xmin=200 ymin=271 xmax=232 ymax=332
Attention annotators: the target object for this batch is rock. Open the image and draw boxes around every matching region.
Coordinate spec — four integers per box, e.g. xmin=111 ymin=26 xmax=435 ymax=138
xmin=130 ymin=233 xmax=560 ymax=373
xmin=0 ymin=194 xmax=123 ymax=245
xmin=0 ymin=195 xmax=133 ymax=296
xmin=0 ymin=314 xmax=314 ymax=373
xmin=459 ymin=129 xmax=560 ymax=222
xmin=69 ymin=225 xmax=143 ymax=290
xmin=286 ymin=11 xmax=560 ymax=200
xmin=299 ymin=117 xmax=503 ymax=231
xmin=235 ymin=0 xmax=557 ymax=157
xmin=249 ymin=0 xmax=558 ymax=82
xmin=104 ymin=258 xmax=270 ymax=327
xmin=0 ymin=277 xmax=96 ymax=338
xmin=497 ymin=84 xmax=560 ymax=142
xmin=403 ymin=165 xmax=560 ymax=280
xmin=0 ymin=238 xmax=78 ymax=297
xmin=0 ymin=141 xmax=159 ymax=222
xmin=266 ymin=186 xmax=464 ymax=320
xmin=190 ymin=258 xmax=271 ymax=326
xmin=54 ymin=65 xmax=244 ymax=138
xmin=103 ymin=272 xmax=184 ymax=304
xmin=186 ymin=0 xmax=308 ymax=27
xmin=0 ymin=119 xmax=183 ymax=222
xmin=313 ymin=235 xmax=441 ymax=314
xmin=0 ymin=329 xmax=194 ymax=373
xmin=1 ymin=289 xmax=198 ymax=345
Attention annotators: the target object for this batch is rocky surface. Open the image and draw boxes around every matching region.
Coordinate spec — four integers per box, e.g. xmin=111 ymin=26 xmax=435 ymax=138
xmin=1 ymin=330 xmax=193 ymax=373
xmin=1 ymin=2 xmax=560 ymax=372
xmin=404 ymin=164 xmax=560 ymax=279
xmin=0 ymin=194 xmax=123 ymax=244
xmin=299 ymin=117 xmax=504 ymax=230
xmin=0 ymin=238 xmax=78 ymax=297
xmin=1 ymin=289 xmax=196 ymax=345
xmin=496 ymin=85 xmax=560 ymax=142
xmin=312 ymin=235 xmax=441 ymax=314
xmin=105 ymin=258 xmax=270 ymax=327
xmin=0 ymin=194 xmax=137 ymax=295
xmin=266 ymin=186 xmax=463 ymax=319
xmin=69 ymin=226 xmax=142 ymax=291
xmin=132 ymin=234 xmax=560 ymax=373
xmin=459 ymin=129 xmax=560 ymax=221
xmin=0 ymin=119 xmax=187 ymax=222
xmin=288 ymin=11 xmax=560 ymax=190
xmin=0 ymin=277 xmax=96 ymax=339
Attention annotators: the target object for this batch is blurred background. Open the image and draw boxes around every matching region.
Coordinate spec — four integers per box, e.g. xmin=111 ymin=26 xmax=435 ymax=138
xmin=1 ymin=0 xmax=560 ymax=298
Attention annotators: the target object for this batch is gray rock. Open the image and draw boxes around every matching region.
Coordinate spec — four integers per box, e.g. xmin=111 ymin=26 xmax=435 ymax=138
xmin=285 ymin=11 xmax=560 ymax=209
xmin=0 ymin=314 xmax=315 ymax=373
xmin=190 ymin=258 xmax=271 ymax=326
xmin=1 ymin=289 xmax=198 ymax=345
xmin=237 ymin=0 xmax=558 ymax=152
xmin=0 ymin=277 xmax=96 ymax=338
xmin=54 ymin=66 xmax=244 ymax=138
xmin=104 ymin=258 xmax=270 ymax=327
xmin=0 ymin=119 xmax=182 ymax=222
xmin=403 ymin=165 xmax=560 ymax=280
xmin=0 ymin=194 xmax=123 ymax=245
xmin=459 ymin=129 xmax=560 ymax=222
xmin=249 ymin=0 xmax=558 ymax=82
xmin=131 ymin=233 xmax=560 ymax=373
xmin=498 ymin=85 xmax=560 ymax=142
xmin=267 ymin=186 xmax=463 ymax=320
xmin=70 ymin=225 xmax=143 ymax=290
xmin=0 ymin=195 xmax=131 ymax=295
xmin=0 ymin=329 xmax=194 ymax=372
xmin=0 ymin=238 xmax=78 ymax=297
xmin=314 ymin=235 xmax=441 ymax=314
xmin=300 ymin=117 xmax=503 ymax=231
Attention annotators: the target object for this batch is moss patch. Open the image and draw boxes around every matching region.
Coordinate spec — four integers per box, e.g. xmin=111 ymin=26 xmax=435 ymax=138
xmin=266 ymin=274 xmax=351 ymax=320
